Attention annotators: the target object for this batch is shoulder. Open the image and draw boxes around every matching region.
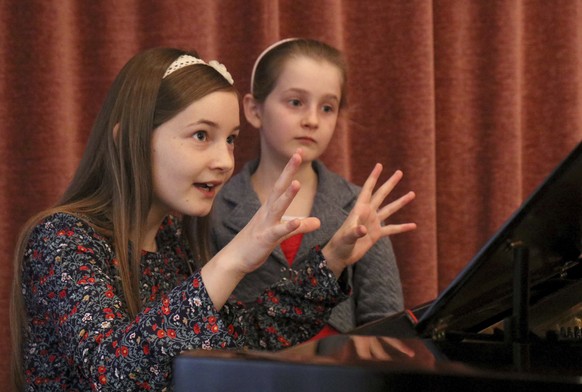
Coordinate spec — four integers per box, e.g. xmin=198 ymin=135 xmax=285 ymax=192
xmin=213 ymin=160 xmax=258 ymax=213
xmin=24 ymin=212 xmax=114 ymax=272
xmin=29 ymin=212 xmax=105 ymax=244
xmin=313 ymin=160 xmax=360 ymax=207
xmin=314 ymin=160 xmax=360 ymax=192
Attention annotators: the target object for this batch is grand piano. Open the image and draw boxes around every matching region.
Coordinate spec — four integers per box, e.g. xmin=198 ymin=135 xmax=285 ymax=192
xmin=173 ymin=141 xmax=582 ymax=391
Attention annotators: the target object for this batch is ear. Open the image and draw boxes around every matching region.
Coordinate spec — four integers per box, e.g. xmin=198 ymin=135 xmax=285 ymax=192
xmin=242 ymin=93 xmax=262 ymax=129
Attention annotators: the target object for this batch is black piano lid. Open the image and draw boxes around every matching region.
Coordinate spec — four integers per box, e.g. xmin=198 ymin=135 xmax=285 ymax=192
xmin=415 ymin=141 xmax=582 ymax=338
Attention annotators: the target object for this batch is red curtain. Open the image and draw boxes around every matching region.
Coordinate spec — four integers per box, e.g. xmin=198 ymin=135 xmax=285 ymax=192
xmin=2 ymin=0 xmax=582 ymax=386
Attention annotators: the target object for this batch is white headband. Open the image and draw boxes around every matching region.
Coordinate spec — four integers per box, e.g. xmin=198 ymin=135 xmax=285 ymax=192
xmin=250 ymin=38 xmax=298 ymax=94
xmin=163 ymin=54 xmax=234 ymax=85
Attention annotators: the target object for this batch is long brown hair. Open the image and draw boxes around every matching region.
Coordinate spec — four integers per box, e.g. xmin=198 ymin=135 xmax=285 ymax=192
xmin=10 ymin=47 xmax=237 ymax=389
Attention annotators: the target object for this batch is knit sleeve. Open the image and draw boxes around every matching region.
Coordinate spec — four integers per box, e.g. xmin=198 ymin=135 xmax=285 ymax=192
xmin=351 ymin=236 xmax=404 ymax=326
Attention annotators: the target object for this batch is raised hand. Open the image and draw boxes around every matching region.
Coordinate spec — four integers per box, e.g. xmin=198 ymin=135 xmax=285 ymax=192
xmin=232 ymin=150 xmax=321 ymax=273
xmin=322 ymin=164 xmax=416 ymax=278
xmin=201 ymin=150 xmax=321 ymax=308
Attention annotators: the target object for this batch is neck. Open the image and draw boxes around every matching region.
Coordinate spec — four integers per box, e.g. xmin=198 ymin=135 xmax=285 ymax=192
xmin=252 ymin=155 xmax=317 ymax=217
xmin=142 ymin=206 xmax=168 ymax=252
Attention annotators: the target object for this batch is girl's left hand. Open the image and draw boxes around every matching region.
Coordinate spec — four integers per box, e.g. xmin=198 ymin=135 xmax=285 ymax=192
xmin=322 ymin=164 xmax=416 ymax=277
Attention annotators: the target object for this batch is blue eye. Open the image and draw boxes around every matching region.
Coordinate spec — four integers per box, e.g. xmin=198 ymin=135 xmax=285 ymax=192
xmin=322 ymin=105 xmax=335 ymax=113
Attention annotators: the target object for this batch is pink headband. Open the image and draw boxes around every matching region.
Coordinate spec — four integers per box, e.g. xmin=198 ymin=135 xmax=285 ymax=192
xmin=250 ymin=38 xmax=299 ymax=94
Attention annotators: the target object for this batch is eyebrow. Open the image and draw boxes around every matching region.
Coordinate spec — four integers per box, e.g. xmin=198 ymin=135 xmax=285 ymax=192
xmin=284 ymin=87 xmax=340 ymax=102
xmin=187 ymin=119 xmax=219 ymax=128
xmin=186 ymin=119 xmax=240 ymax=132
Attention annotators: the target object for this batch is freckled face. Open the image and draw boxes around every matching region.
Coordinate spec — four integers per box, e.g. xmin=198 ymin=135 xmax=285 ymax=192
xmin=256 ymin=56 xmax=342 ymax=164
xmin=150 ymin=91 xmax=240 ymax=220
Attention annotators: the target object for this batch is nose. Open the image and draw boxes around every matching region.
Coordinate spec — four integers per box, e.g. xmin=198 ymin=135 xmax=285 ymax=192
xmin=210 ymin=141 xmax=234 ymax=173
xmin=301 ymin=106 xmax=319 ymax=130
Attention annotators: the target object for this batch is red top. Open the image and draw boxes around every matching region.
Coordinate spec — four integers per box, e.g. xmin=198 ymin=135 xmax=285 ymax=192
xmin=280 ymin=233 xmax=304 ymax=266
xmin=280 ymin=233 xmax=339 ymax=340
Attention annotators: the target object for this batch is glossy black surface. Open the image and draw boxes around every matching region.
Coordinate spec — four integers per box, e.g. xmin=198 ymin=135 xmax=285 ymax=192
xmin=173 ymin=143 xmax=582 ymax=391
xmin=173 ymin=334 xmax=582 ymax=391
xmin=416 ymin=141 xmax=582 ymax=336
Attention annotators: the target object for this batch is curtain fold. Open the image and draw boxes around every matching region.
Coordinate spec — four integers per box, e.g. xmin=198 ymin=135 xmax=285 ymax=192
xmin=434 ymin=0 xmax=525 ymax=290
xmin=2 ymin=0 xmax=582 ymax=386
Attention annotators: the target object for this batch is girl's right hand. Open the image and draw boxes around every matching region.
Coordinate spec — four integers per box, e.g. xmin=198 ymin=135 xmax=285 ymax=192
xmin=201 ymin=150 xmax=321 ymax=308
xmin=228 ymin=149 xmax=322 ymax=273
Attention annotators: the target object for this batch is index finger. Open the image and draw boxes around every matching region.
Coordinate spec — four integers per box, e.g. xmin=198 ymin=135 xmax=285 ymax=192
xmin=355 ymin=163 xmax=383 ymax=204
xmin=265 ymin=149 xmax=303 ymax=205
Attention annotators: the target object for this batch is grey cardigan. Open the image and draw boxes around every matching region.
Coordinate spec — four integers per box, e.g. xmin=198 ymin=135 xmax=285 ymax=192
xmin=210 ymin=159 xmax=404 ymax=333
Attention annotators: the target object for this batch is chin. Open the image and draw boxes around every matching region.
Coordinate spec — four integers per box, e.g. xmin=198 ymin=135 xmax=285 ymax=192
xmin=179 ymin=204 xmax=213 ymax=218
xmin=190 ymin=207 xmax=212 ymax=217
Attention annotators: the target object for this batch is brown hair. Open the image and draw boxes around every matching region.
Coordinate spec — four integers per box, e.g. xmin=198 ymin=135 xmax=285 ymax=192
xmin=10 ymin=47 xmax=237 ymax=389
xmin=250 ymin=38 xmax=348 ymax=108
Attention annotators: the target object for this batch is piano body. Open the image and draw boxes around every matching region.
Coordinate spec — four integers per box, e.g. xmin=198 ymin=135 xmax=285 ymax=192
xmin=173 ymin=141 xmax=582 ymax=391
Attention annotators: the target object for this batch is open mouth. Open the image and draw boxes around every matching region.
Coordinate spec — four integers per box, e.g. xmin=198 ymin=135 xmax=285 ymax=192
xmin=195 ymin=183 xmax=216 ymax=192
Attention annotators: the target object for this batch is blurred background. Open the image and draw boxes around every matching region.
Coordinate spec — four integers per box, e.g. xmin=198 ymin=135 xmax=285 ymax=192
xmin=2 ymin=0 xmax=582 ymax=386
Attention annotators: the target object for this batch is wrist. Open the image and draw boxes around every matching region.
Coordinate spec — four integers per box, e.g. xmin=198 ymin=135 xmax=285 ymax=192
xmin=200 ymin=248 xmax=247 ymax=309
xmin=209 ymin=246 xmax=248 ymax=280
xmin=321 ymin=245 xmax=345 ymax=279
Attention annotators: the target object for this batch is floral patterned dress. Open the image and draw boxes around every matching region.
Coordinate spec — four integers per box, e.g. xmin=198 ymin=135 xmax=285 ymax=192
xmin=20 ymin=213 xmax=348 ymax=391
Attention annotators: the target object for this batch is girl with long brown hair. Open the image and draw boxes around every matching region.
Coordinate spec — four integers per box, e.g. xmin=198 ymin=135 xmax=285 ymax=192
xmin=10 ymin=47 xmax=416 ymax=390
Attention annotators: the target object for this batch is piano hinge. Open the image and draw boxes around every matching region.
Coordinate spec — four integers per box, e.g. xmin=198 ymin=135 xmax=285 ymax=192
xmin=430 ymin=322 xmax=448 ymax=341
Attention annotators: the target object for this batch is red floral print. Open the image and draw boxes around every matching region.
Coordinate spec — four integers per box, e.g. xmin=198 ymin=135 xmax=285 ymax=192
xmin=20 ymin=213 xmax=348 ymax=390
